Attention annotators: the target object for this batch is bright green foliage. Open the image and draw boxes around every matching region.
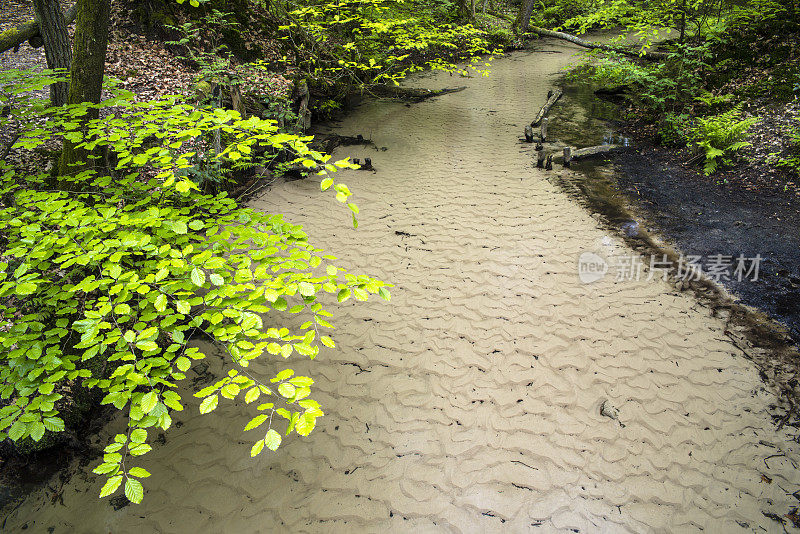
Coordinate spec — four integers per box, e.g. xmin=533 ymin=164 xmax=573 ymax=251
xmin=277 ymin=0 xmax=501 ymax=88
xmin=570 ymin=40 xmax=713 ymax=112
xmin=0 ymin=69 xmax=390 ymax=502
xmin=550 ymin=0 xmax=794 ymax=46
xmin=688 ymin=104 xmax=759 ymax=174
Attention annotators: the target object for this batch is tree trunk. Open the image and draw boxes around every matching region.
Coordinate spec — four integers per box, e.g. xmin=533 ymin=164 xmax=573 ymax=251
xmin=526 ymin=27 xmax=669 ymax=60
xmin=457 ymin=0 xmax=473 ymax=21
xmin=0 ymin=4 xmax=77 ymax=55
xmin=32 ymin=0 xmax=73 ymax=106
xmin=59 ymin=0 xmax=112 ymax=177
xmin=513 ymin=0 xmax=537 ymax=34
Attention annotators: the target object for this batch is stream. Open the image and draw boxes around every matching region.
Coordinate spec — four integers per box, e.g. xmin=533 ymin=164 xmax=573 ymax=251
xmin=4 ymin=39 xmax=800 ymax=533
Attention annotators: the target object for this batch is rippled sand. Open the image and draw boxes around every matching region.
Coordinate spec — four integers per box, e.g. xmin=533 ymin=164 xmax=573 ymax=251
xmin=5 ymin=41 xmax=800 ymax=533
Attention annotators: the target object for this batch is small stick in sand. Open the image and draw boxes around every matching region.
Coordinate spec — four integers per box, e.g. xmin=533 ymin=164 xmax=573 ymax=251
xmin=536 ymin=147 xmax=545 ymax=168
xmin=540 ymin=117 xmax=548 ymax=143
xmin=545 ymin=153 xmax=553 ymax=170
xmin=563 ymin=146 xmax=572 ymax=168
xmin=524 ymin=125 xmax=534 ymax=142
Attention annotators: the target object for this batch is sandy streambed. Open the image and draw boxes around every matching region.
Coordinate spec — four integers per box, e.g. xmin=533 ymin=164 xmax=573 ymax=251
xmin=5 ymin=40 xmax=800 ymax=533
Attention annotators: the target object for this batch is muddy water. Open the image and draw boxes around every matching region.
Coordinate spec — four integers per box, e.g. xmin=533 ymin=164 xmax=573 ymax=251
xmin=6 ymin=40 xmax=800 ymax=533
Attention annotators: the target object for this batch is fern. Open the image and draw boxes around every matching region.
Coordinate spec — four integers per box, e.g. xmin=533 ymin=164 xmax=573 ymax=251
xmin=689 ymin=104 xmax=759 ymax=175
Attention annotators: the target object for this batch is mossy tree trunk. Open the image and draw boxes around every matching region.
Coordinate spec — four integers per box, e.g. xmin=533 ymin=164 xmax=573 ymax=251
xmin=513 ymin=0 xmax=537 ymax=34
xmin=58 ymin=0 xmax=112 ymax=177
xmin=0 ymin=4 xmax=76 ymax=55
xmin=32 ymin=0 xmax=73 ymax=106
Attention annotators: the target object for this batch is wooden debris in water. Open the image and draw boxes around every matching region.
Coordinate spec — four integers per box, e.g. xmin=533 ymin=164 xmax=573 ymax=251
xmin=531 ymin=89 xmax=562 ymax=127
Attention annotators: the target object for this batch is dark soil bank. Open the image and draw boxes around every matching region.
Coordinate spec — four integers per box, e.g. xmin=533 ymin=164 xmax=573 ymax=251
xmin=614 ymin=149 xmax=800 ymax=344
xmin=548 ymin=79 xmax=800 ymax=345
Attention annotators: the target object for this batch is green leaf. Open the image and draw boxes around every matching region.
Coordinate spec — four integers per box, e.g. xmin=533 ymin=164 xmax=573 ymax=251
xmin=176 ymin=300 xmax=191 ymax=314
xmin=278 ymin=383 xmax=296 ymax=398
xmin=321 ymin=336 xmax=335 ymax=348
xmin=176 ymin=356 xmax=191 ymax=372
xmin=130 ymin=428 xmax=147 ymax=443
xmin=30 ymin=421 xmax=45 ymax=442
xmin=320 ymin=177 xmax=333 ymax=190
xmin=289 ymin=376 xmax=314 ymax=387
xmin=93 ymin=462 xmax=120 ymax=475
xmin=275 ymin=369 xmax=294 ymax=381
xmin=250 ymin=439 xmax=265 ymax=457
xmin=136 ymin=340 xmax=158 ymax=352
xmin=199 ymin=395 xmax=218 ymax=414
xmin=191 ymin=267 xmax=205 ymax=287
xmin=16 ymin=282 xmax=37 ymax=295
xmin=244 ymin=414 xmax=268 ymax=431
xmin=210 ymin=273 xmax=224 ymax=286
xmin=298 ymin=282 xmax=315 ymax=296
xmin=100 ymin=475 xmax=123 ymax=498
xmin=127 ymin=467 xmax=151 ymax=478
xmin=295 ymin=413 xmax=317 ymax=436
xmin=125 ymin=477 xmax=144 ymax=504
xmin=173 ymin=221 xmax=188 ymax=235
xmin=244 ymin=387 xmax=260 ymax=404
xmin=264 ymin=429 xmax=282 ymax=451
xmin=128 ymin=443 xmax=152 ymax=456
xmin=154 ymin=293 xmax=167 ymax=312
xmin=140 ymin=391 xmax=158 ymax=413
xmin=43 ymin=417 xmax=65 ymax=432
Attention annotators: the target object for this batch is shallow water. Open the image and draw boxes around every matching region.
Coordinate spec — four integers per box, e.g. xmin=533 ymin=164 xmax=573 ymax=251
xmin=5 ymin=40 xmax=800 ymax=533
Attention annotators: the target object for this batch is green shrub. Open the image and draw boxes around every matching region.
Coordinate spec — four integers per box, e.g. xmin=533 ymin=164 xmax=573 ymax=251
xmin=658 ymin=112 xmax=690 ymax=147
xmin=688 ymin=104 xmax=759 ymax=174
xmin=0 ymin=69 xmax=390 ymax=503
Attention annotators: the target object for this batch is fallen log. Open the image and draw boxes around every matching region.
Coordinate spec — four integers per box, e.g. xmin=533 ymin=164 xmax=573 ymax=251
xmin=538 ymin=144 xmax=628 ymax=170
xmin=531 ymin=89 xmax=562 ymax=127
xmin=571 ymin=144 xmax=627 ymax=159
xmin=367 ymin=85 xmax=467 ymax=102
xmin=527 ymin=27 xmax=669 ymax=61
xmin=0 ymin=4 xmax=77 ymax=54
